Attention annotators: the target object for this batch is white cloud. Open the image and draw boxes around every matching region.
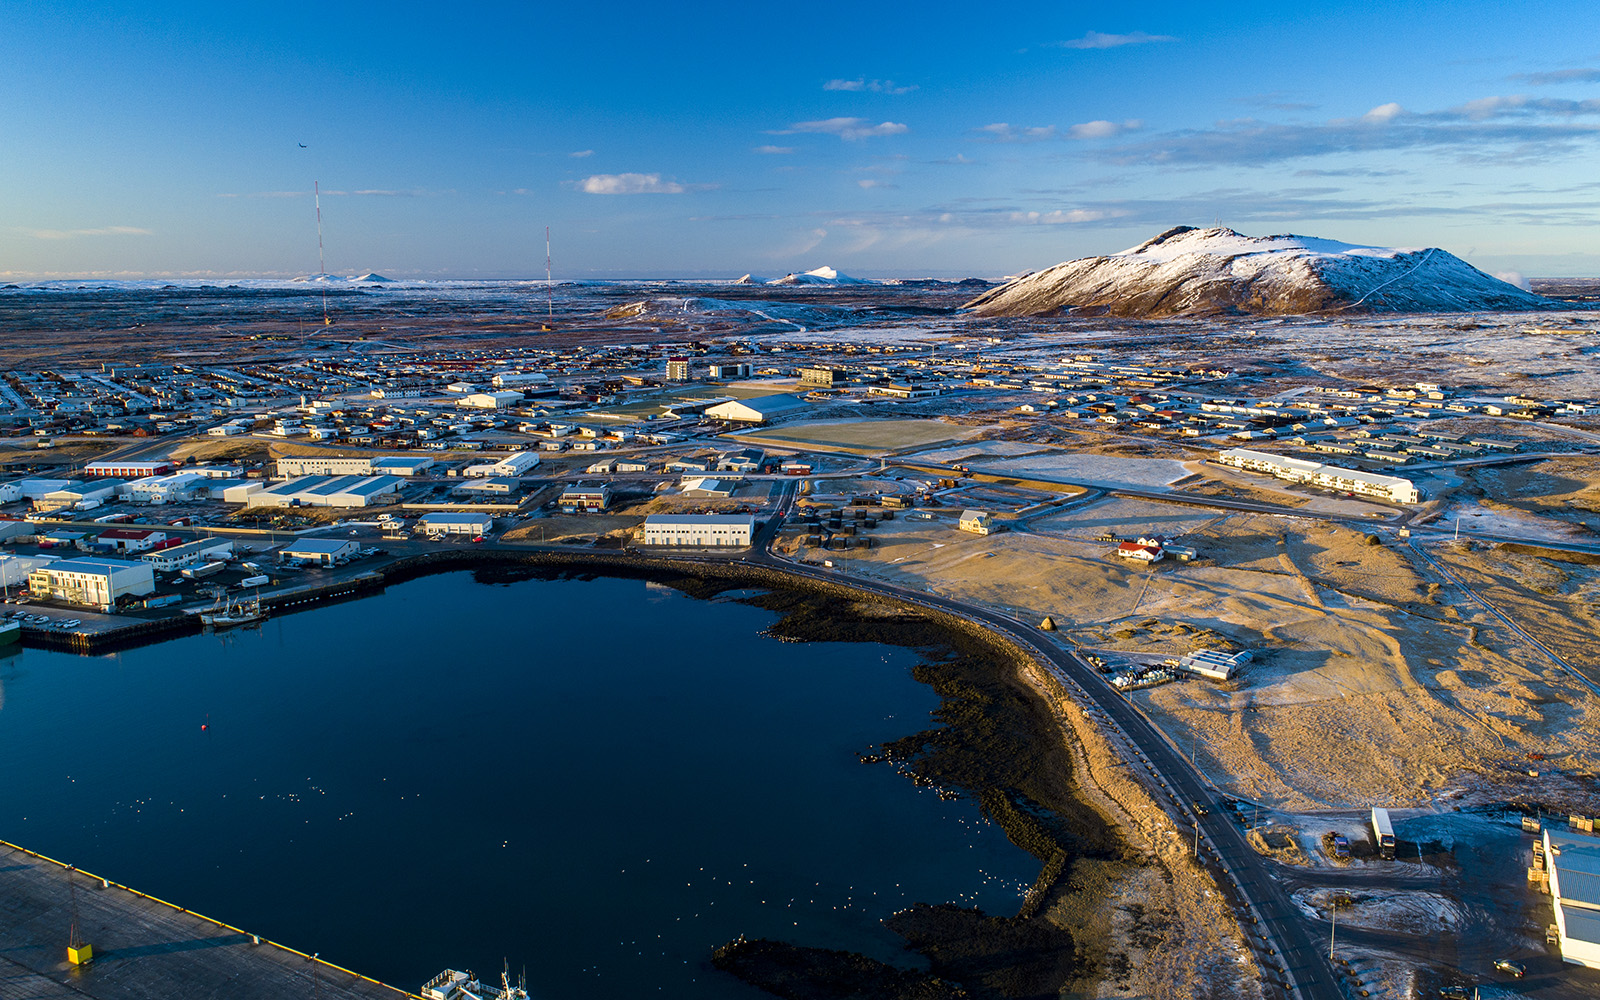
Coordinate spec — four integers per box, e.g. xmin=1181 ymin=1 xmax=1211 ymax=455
xmin=1067 ymin=118 xmax=1144 ymax=139
xmin=576 ymin=173 xmax=687 ymax=195
xmin=569 ymin=149 xmax=595 ymax=158
xmin=774 ymin=118 xmax=909 ymax=140
xmin=973 ymin=122 xmax=1058 ymax=142
xmin=857 ymin=179 xmax=896 ymax=189
xmin=824 ymin=78 xmax=918 ymax=94
xmin=1008 ymin=209 xmax=1129 ymax=224
xmin=22 ymin=225 xmax=151 ymax=240
xmin=753 ymin=145 xmax=796 ymax=155
xmin=1363 ymin=102 xmax=1405 ymax=122
xmin=1056 ymin=30 xmax=1176 ymax=50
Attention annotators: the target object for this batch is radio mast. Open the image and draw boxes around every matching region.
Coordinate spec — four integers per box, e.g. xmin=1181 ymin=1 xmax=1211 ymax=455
xmin=315 ymin=181 xmax=330 ymax=326
xmin=545 ymin=226 xmax=553 ymax=318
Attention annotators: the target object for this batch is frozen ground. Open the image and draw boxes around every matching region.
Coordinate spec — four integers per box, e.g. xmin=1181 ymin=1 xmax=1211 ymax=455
xmin=912 ymin=443 xmax=1191 ymax=489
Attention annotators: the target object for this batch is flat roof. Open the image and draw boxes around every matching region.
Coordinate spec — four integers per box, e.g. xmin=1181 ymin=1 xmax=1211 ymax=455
xmin=281 ymin=539 xmax=357 ymax=555
xmin=418 ymin=511 xmax=493 ymax=524
xmin=644 ymin=514 xmax=756 ymax=526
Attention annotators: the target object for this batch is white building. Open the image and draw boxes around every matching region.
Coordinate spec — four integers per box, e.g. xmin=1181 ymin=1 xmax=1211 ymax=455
xmin=38 ymin=480 xmax=123 ymax=511
xmin=95 ymin=528 xmax=168 ymax=553
xmin=371 ymin=456 xmax=436 ymax=476
xmin=641 ymin=514 xmax=756 ymax=547
xmin=1214 ymin=448 xmax=1420 ymax=504
xmin=463 ymin=451 xmax=540 ymax=477
xmin=415 ymin=511 xmax=494 ymax=538
xmin=28 ymin=557 xmax=155 ymax=611
xmin=490 ymin=371 xmax=550 ymax=388
xmin=245 ymin=475 xmax=404 ymax=508
xmin=458 ymin=391 xmax=524 ymax=410
xmin=1545 ymin=826 xmax=1600 ymax=969
xmin=0 ymin=553 xmax=57 ymax=588
xmin=129 ymin=472 xmax=205 ymax=504
xmin=279 ymin=538 xmax=360 ymax=565
xmin=142 ymin=537 xmax=234 ymax=572
xmin=275 ymin=456 xmax=375 ymax=477
xmin=958 ymin=510 xmax=993 ymax=535
xmin=1175 ymin=649 xmax=1252 ymax=682
xmin=704 ymin=393 xmax=810 ymax=424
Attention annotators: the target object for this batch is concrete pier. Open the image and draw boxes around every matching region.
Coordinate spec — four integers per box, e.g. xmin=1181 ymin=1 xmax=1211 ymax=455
xmin=0 ymin=839 xmax=418 ymax=999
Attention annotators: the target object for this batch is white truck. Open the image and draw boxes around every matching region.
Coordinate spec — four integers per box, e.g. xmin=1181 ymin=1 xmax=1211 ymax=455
xmin=1371 ymin=807 xmax=1396 ymax=859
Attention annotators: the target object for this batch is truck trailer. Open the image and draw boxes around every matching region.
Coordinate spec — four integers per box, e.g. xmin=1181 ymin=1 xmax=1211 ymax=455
xmin=1371 ymin=807 xmax=1396 ymax=859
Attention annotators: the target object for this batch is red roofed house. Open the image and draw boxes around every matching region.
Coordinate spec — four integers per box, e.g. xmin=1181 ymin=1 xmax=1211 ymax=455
xmin=95 ymin=527 xmax=169 ymax=553
xmin=1116 ymin=541 xmax=1164 ymax=563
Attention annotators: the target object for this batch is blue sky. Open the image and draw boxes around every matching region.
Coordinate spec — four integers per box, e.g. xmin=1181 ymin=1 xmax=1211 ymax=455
xmin=4 ymin=0 xmax=1600 ymax=279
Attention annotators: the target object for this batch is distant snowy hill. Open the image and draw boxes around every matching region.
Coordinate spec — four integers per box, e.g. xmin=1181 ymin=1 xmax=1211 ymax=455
xmin=964 ymin=226 xmax=1563 ymax=317
xmin=292 ymin=272 xmax=394 ymax=284
xmin=767 ymin=266 xmax=872 ymax=287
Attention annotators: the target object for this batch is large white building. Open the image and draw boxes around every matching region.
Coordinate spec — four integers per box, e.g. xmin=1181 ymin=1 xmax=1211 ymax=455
xmin=1214 ymin=448 xmax=1420 ymax=504
xmin=704 ymin=394 xmax=810 ymax=424
xmin=276 ymin=456 xmax=374 ymax=477
xmin=462 ymin=451 xmax=540 ymax=477
xmin=244 ymin=475 xmax=404 ymax=508
xmin=1545 ymin=826 xmax=1600 ymax=969
xmin=416 ymin=511 xmax=494 ymax=538
xmin=279 ymin=538 xmax=360 ymax=565
xmin=458 ymin=391 xmax=524 ymax=410
xmin=129 ymin=472 xmax=206 ymax=504
xmin=142 ymin=537 xmax=234 ymax=572
xmin=28 ymin=557 xmax=155 ymax=611
xmin=641 ymin=513 xmax=756 ymax=547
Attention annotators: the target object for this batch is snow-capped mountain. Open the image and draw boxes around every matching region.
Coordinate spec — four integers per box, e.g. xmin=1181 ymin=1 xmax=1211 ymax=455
xmin=964 ymin=226 xmax=1562 ymax=317
xmin=767 ymin=266 xmax=871 ymax=286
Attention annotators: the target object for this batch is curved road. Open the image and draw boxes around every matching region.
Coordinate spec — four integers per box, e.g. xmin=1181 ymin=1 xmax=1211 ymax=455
xmin=714 ymin=483 xmax=1343 ymax=999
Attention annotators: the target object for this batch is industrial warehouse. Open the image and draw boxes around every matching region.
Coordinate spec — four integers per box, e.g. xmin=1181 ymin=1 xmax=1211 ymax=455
xmin=27 ymin=557 xmax=155 ymax=611
xmin=243 ymin=475 xmax=405 ymax=508
xmin=641 ymin=514 xmax=756 ymax=547
xmin=1544 ymin=826 xmax=1600 ymax=969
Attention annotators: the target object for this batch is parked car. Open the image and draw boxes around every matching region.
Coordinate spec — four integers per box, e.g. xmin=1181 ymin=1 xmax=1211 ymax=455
xmin=1493 ymin=959 xmax=1526 ymax=978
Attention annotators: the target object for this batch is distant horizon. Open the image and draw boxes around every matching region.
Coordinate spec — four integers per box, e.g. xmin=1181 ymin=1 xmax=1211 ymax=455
xmin=7 ymin=2 xmax=1600 ymax=279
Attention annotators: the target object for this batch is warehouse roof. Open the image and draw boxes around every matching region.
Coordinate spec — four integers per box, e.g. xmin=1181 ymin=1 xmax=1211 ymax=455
xmin=644 ymin=514 xmax=756 ymax=527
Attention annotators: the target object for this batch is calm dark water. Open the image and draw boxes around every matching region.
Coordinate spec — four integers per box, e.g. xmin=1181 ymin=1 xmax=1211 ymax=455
xmin=0 ymin=572 xmax=1037 ymax=998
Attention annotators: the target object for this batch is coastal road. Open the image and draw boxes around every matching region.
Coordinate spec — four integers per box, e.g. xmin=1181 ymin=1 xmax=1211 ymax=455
xmin=725 ymin=510 xmax=1344 ymax=1000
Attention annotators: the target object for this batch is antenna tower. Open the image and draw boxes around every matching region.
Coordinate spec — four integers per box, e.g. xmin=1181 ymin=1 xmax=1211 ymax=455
xmin=315 ymin=181 xmax=330 ymax=327
xmin=545 ymin=226 xmax=553 ymax=318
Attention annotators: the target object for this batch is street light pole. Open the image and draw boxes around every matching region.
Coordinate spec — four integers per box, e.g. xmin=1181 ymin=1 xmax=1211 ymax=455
xmin=1329 ymin=898 xmax=1337 ymax=959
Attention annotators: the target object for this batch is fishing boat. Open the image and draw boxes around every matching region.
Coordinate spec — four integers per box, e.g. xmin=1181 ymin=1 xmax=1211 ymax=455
xmin=199 ymin=593 xmax=266 ymax=628
xmin=0 ymin=619 xmax=19 ymax=648
xmin=422 ymin=965 xmax=527 ymax=1000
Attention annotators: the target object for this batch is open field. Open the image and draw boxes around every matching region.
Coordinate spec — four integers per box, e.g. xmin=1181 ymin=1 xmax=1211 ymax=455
xmin=915 ymin=443 xmax=1194 ymax=490
xmin=799 ymin=513 xmax=1600 ymax=812
xmin=730 ymin=418 xmax=981 ymax=455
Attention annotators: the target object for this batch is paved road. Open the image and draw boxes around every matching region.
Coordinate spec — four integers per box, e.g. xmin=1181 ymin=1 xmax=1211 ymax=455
xmin=720 ymin=486 xmax=1343 ymax=1000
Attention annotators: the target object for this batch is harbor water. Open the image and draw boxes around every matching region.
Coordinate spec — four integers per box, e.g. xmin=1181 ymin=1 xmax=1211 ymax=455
xmin=0 ymin=570 xmax=1040 ymax=998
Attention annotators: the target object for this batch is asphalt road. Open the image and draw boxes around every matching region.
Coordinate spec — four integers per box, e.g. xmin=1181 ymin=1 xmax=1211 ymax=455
xmin=732 ymin=482 xmax=1343 ymax=999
